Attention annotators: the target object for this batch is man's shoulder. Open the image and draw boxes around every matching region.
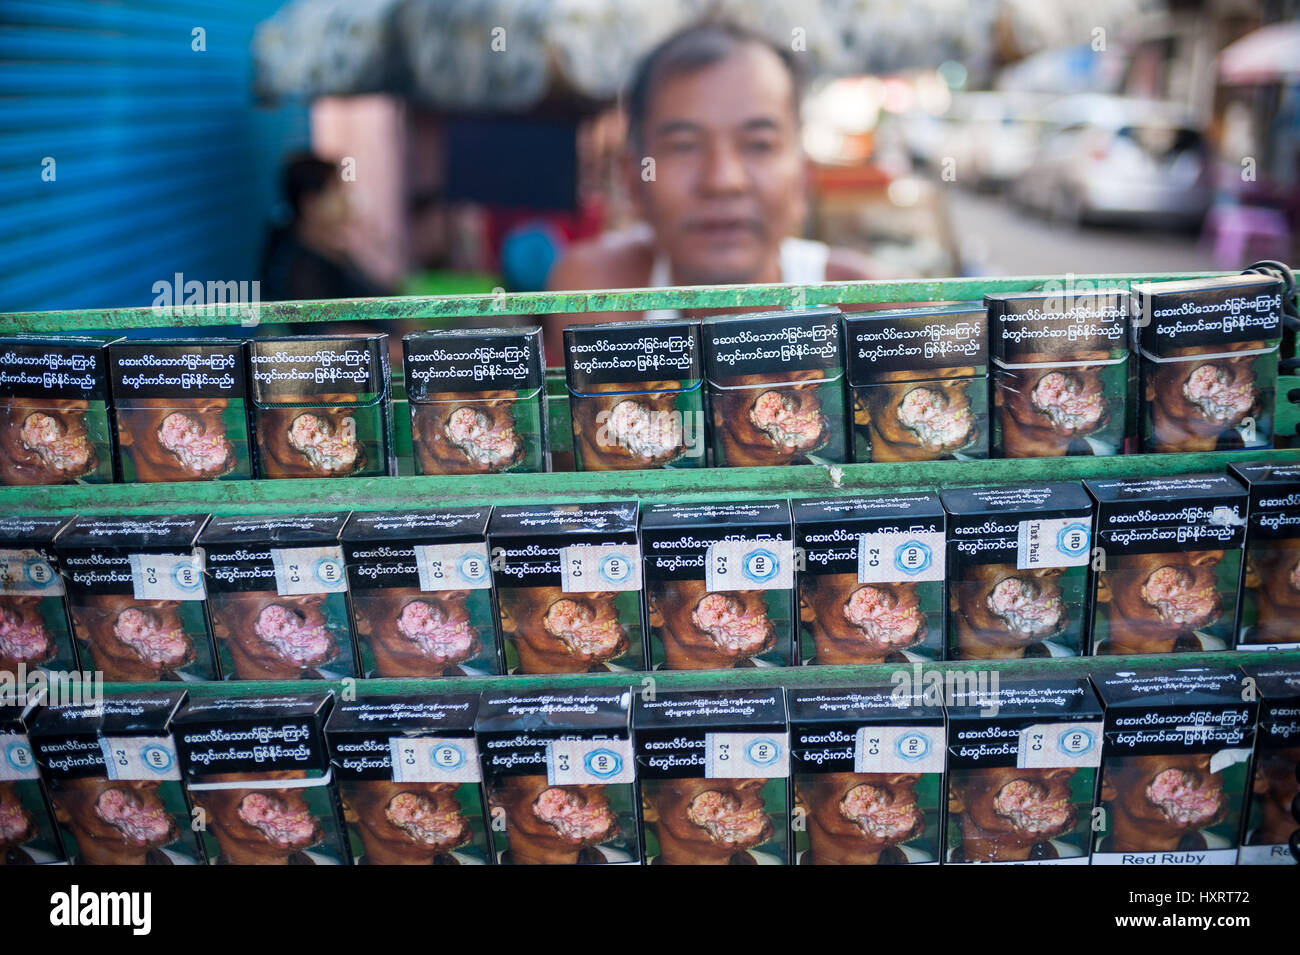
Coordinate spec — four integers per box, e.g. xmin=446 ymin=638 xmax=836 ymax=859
xmin=548 ymin=227 xmax=654 ymax=291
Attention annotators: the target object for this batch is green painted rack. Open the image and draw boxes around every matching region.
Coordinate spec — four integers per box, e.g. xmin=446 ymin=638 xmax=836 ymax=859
xmin=2 ymin=270 xmax=1297 ymax=697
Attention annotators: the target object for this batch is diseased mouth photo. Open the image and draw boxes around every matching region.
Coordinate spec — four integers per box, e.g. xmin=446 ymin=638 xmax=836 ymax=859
xmin=444 ymin=406 xmax=521 ymax=469
xmin=113 ymin=607 xmax=191 ymax=668
xmin=253 ymin=604 xmax=337 ymax=667
xmin=0 ymin=799 xmax=33 ymax=845
xmin=532 ymin=787 xmax=615 ymax=844
xmin=20 ymin=412 xmax=93 ymax=475
xmin=287 ymin=413 xmax=359 ymax=473
xmin=749 ymin=389 xmax=825 ymax=451
xmin=0 ymin=605 xmax=52 ymax=664
xmin=840 ymin=783 xmax=921 ymax=840
xmin=897 ymin=387 xmax=974 ymax=451
xmin=1030 ymin=371 xmax=1106 ymax=433
xmin=1140 ymin=566 xmax=1220 ymax=629
xmin=993 ymin=778 xmax=1074 ymax=835
xmin=603 ymin=399 xmax=683 ymax=461
xmin=157 ymin=412 xmax=232 ymax=474
xmin=237 ymin=792 xmax=321 ymax=848
xmin=842 ymin=586 xmax=926 ymax=651
xmin=94 ymin=788 xmax=175 ymax=846
xmin=986 ymin=577 xmax=1064 ymax=636
xmin=1145 ymin=769 xmax=1223 ymax=827
xmin=691 ymin=592 xmax=773 ymax=656
xmin=385 ymin=791 xmax=470 ymax=850
xmin=687 ymin=789 xmax=771 ymax=847
xmin=395 ymin=600 xmax=477 ymax=663
xmin=543 ymin=598 xmax=626 ymax=659
xmin=1183 ymin=364 xmax=1255 ymax=423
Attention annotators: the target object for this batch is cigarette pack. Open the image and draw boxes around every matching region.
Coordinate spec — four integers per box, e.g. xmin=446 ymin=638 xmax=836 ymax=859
xmin=701 ymin=307 xmax=847 ymax=466
xmin=247 ymin=335 xmax=394 ymax=478
xmin=940 ymin=483 xmax=1093 ymax=659
xmin=945 ymin=676 xmax=1102 ymax=864
xmin=487 ymin=501 xmax=643 ymax=673
xmin=0 ymin=336 xmax=117 ymax=485
xmin=843 ymin=303 xmax=988 ymax=462
xmin=1228 ymin=460 xmax=1300 ymax=650
xmin=793 ymin=494 xmax=945 ymax=664
xmin=641 ymin=499 xmax=794 ymax=669
xmin=1086 ymin=474 xmax=1248 ymax=654
xmin=174 ymin=692 xmax=349 ymax=865
xmin=108 ymin=338 xmax=251 ymax=482
xmin=476 ymin=687 xmax=639 ymax=864
xmin=1092 ymin=668 xmax=1257 ymax=865
xmin=31 ymin=690 xmax=204 ymax=864
xmin=403 ymin=327 xmax=547 ymax=474
xmin=633 ymin=687 xmax=789 ymax=865
xmin=199 ymin=513 xmax=356 ymax=680
xmin=984 ymin=289 xmax=1129 ymax=457
xmin=1131 ymin=274 xmax=1283 ymax=453
xmin=788 ymin=685 xmax=944 ymax=864
xmin=325 ymin=694 xmax=491 ymax=865
xmin=341 ymin=508 xmax=499 ymax=677
xmin=55 ymin=515 xmax=216 ymax=681
xmin=563 ymin=320 xmax=703 ymax=470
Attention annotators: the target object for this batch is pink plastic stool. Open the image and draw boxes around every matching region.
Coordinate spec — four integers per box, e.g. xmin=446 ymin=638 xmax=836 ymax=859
xmin=1201 ymin=204 xmax=1292 ymax=269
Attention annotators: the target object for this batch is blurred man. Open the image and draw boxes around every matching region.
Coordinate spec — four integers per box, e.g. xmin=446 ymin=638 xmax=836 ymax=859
xmin=260 ymin=153 xmax=390 ymax=302
xmin=544 ymin=21 xmax=883 ymax=358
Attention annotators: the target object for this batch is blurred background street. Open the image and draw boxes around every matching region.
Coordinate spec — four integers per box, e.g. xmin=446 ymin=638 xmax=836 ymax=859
xmin=947 ymin=190 xmax=1204 ymax=274
xmin=3 ymin=0 xmax=1299 ymax=315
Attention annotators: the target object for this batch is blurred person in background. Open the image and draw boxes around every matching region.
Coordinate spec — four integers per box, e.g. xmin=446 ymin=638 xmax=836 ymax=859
xmin=544 ymin=20 xmax=886 ymax=358
xmin=260 ymin=152 xmax=392 ymax=302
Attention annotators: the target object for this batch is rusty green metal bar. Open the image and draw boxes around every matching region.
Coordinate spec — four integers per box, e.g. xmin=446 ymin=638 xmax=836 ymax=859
xmin=0 ymin=271 xmax=1234 ymax=332
xmin=95 ymin=648 xmax=1284 ymax=700
xmin=1 ymin=448 xmax=1297 ymax=516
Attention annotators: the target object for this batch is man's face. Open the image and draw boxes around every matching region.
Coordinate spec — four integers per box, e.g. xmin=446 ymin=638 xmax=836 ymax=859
xmin=1106 ymin=754 xmax=1227 ymax=834
xmin=802 ymin=576 xmax=926 ymax=661
xmin=345 ymin=780 xmax=472 ymax=856
xmin=950 ymin=767 xmax=1078 ymax=848
xmin=644 ymin=777 xmax=772 ymax=853
xmin=499 ymin=586 xmax=629 ymax=672
xmin=799 ymin=772 xmax=923 ymax=850
xmin=952 ymin=564 xmax=1066 ymax=651
xmin=633 ymin=44 xmax=806 ymax=285
xmin=0 ymin=782 xmax=35 ymax=848
xmin=653 ymin=579 xmax=776 ymax=668
xmin=55 ymin=777 xmax=178 ymax=851
xmin=490 ymin=776 xmax=617 ymax=850
xmin=1102 ymin=551 xmax=1224 ymax=636
xmin=197 ymin=786 xmax=323 ymax=854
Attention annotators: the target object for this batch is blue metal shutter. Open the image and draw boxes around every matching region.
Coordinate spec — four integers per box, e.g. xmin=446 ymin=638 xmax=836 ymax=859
xmin=0 ymin=0 xmax=309 ymax=313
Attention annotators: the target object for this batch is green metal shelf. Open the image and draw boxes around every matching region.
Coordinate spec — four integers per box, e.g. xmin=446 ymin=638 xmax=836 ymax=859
xmin=5 ymin=270 xmax=1297 ymax=692
xmin=0 ymin=271 xmax=1236 ymax=332
xmin=88 ymin=648 xmax=1285 ymax=701
xmin=1 ymin=448 xmax=1297 ymax=516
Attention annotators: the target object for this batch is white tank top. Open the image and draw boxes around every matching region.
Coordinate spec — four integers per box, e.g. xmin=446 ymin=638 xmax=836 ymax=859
xmin=642 ymin=236 xmax=830 ymax=321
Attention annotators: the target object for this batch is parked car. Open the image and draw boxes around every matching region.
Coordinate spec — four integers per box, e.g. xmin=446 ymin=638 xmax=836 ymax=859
xmin=1011 ymin=95 xmax=1213 ymax=228
xmin=903 ymin=91 xmax=1049 ymax=190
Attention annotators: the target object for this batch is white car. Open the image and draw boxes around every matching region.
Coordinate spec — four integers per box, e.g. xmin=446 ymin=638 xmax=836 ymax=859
xmin=1011 ymin=95 xmax=1213 ymax=227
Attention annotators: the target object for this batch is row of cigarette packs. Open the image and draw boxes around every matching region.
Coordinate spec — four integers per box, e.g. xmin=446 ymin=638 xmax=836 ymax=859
xmin=3 ymin=664 xmax=1296 ymax=865
xmin=0 ymin=272 xmax=1286 ymax=487
xmin=1 ymin=462 xmax=1296 ymax=681
xmin=0 ymin=333 xmax=399 ymax=486
xmin=558 ymin=272 xmax=1287 ymax=469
